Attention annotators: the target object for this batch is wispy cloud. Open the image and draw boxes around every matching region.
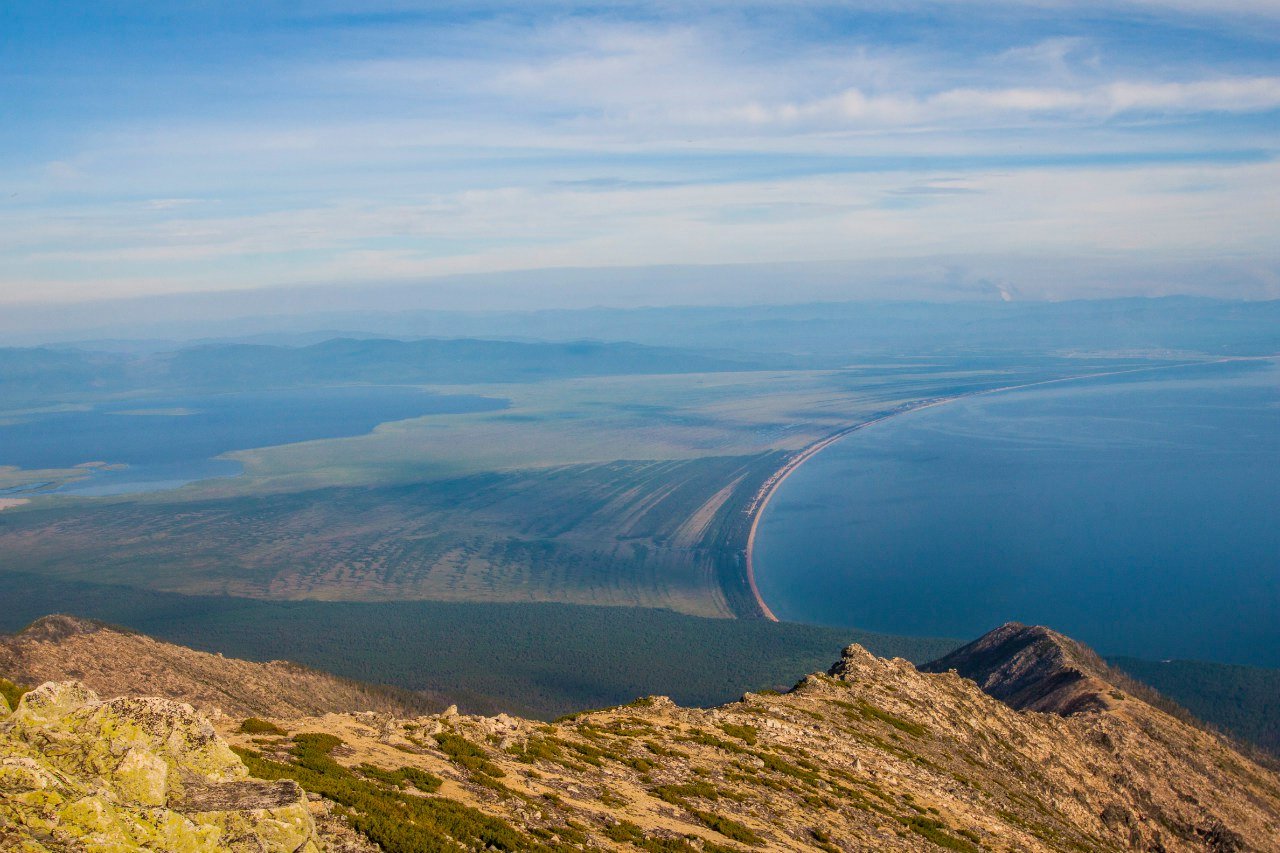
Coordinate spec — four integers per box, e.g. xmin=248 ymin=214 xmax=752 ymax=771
xmin=1 ymin=1 xmax=1277 ymax=303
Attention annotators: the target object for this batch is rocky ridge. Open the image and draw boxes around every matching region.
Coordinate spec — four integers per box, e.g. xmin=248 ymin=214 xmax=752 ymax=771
xmin=218 ymin=624 xmax=1279 ymax=852
xmin=0 ymin=615 xmax=435 ymax=720
xmin=4 ymin=620 xmax=1280 ymax=852
xmin=920 ymin=622 xmax=1150 ymax=715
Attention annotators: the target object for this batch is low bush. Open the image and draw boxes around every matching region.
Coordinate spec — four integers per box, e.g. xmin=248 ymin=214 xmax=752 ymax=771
xmin=238 ymin=717 xmax=285 ymax=735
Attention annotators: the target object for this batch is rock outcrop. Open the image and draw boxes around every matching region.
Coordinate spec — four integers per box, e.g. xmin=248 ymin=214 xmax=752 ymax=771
xmin=0 ymin=615 xmax=435 ymax=720
xmin=0 ymin=681 xmax=321 ymax=852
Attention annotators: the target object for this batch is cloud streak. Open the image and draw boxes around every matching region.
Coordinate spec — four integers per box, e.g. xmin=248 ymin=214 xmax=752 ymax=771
xmin=1 ymin=1 xmax=1277 ymax=303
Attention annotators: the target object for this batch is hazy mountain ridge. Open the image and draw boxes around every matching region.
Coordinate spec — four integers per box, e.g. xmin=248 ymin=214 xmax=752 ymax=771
xmin=0 ymin=337 xmax=769 ymax=405
xmin=6 ymin=296 xmax=1276 ymax=359
xmin=3 ymin=621 xmax=1278 ymax=851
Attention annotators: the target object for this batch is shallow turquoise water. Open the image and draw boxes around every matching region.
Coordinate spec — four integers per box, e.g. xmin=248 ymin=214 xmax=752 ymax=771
xmin=754 ymin=360 xmax=1280 ymax=666
xmin=0 ymin=386 xmax=507 ymax=496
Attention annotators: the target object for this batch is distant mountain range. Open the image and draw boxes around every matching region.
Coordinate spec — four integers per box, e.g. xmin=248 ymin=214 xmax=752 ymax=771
xmin=0 ymin=337 xmax=770 ymax=404
xmin=5 ymin=296 xmax=1278 ymax=406
xmin=5 ymin=295 xmax=1280 ymax=357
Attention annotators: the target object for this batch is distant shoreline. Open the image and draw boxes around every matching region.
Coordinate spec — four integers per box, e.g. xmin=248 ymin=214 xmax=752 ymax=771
xmin=738 ymin=357 xmax=1261 ymax=622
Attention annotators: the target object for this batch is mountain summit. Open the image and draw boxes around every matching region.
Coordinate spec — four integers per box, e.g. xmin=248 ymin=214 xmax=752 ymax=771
xmin=919 ymin=621 xmax=1138 ymax=715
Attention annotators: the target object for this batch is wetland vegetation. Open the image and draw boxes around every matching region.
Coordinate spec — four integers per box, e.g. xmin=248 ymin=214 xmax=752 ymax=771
xmin=0 ymin=333 xmax=1166 ymax=618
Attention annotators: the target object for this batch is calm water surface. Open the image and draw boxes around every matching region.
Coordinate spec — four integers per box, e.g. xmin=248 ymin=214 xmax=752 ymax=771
xmin=754 ymin=360 xmax=1280 ymax=666
xmin=0 ymin=386 xmax=507 ymax=496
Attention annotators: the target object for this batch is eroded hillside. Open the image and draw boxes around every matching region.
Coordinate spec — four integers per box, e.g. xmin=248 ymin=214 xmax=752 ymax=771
xmin=0 ymin=615 xmax=437 ymax=720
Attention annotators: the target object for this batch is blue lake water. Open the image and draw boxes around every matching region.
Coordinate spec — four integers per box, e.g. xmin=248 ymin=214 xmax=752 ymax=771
xmin=754 ymin=360 xmax=1280 ymax=666
xmin=0 ymin=386 xmax=507 ymax=496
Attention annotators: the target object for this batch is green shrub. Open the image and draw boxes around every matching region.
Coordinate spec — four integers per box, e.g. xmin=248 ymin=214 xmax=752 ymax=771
xmin=434 ymin=731 xmax=506 ymax=778
xmin=238 ymin=717 xmax=285 ymax=735
xmin=0 ymin=677 xmax=29 ymax=710
xmin=835 ymin=699 xmax=928 ymax=738
xmin=508 ymin=735 xmax=566 ymax=764
xmin=679 ymin=729 xmax=748 ymax=755
xmin=644 ymin=740 xmax=685 ymax=758
xmin=650 ymin=780 xmax=720 ymax=805
xmin=619 ymin=754 xmax=655 ymax=773
xmin=603 ymin=821 xmax=736 ymax=853
xmin=718 ymin=723 xmax=758 ymax=745
xmin=357 ymin=763 xmax=443 ymax=792
xmin=754 ymin=751 xmax=822 ymax=787
xmin=235 ymin=734 xmax=563 ymax=853
xmin=898 ymin=816 xmax=979 ymax=853
xmin=688 ymin=809 xmax=763 ymax=846
xmin=810 ymin=827 xmax=841 ymax=853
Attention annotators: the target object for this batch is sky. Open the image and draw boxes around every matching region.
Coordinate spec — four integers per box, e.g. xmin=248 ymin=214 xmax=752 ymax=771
xmin=2 ymin=0 xmax=1279 ymax=308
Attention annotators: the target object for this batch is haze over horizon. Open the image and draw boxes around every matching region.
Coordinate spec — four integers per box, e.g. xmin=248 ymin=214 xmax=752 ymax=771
xmin=4 ymin=0 xmax=1280 ymax=315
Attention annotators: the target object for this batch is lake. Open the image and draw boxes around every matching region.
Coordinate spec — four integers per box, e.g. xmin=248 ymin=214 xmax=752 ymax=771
xmin=0 ymin=386 xmax=507 ymax=496
xmin=753 ymin=359 xmax=1280 ymax=666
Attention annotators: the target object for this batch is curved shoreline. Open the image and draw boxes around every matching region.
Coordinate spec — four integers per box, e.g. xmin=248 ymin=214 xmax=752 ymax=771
xmin=741 ymin=398 xmax=954 ymax=622
xmin=738 ymin=357 xmax=1257 ymax=622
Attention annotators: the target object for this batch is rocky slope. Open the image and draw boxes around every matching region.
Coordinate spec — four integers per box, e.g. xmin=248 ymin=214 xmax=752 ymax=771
xmin=0 ymin=615 xmax=436 ymax=720
xmin=4 ymin=620 xmax=1280 ymax=851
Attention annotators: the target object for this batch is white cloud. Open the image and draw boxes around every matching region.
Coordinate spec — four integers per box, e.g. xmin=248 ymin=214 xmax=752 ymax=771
xmin=292 ymin=12 xmax=1280 ymax=146
xmin=4 ymin=158 xmax=1276 ymax=304
xmin=714 ymin=76 xmax=1280 ymax=132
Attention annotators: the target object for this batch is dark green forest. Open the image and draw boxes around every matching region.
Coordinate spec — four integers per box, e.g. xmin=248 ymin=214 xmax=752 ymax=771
xmin=3 ymin=572 xmax=1277 ymax=760
xmin=1109 ymin=656 xmax=1280 ymax=756
xmin=0 ymin=573 xmax=954 ymax=718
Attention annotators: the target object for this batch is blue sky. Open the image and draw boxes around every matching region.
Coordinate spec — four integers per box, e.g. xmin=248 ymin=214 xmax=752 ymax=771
xmin=2 ymin=1 xmax=1279 ymax=305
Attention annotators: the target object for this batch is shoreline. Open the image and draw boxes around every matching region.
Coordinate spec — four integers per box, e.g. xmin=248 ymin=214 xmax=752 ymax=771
xmin=738 ymin=356 xmax=1262 ymax=622
xmin=741 ymin=397 xmax=955 ymax=622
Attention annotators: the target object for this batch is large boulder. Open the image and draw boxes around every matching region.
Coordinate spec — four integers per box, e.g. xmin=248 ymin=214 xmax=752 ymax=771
xmin=0 ymin=681 xmax=321 ymax=852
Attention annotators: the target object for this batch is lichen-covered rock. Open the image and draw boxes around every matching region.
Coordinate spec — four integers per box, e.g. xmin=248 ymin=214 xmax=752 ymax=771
xmin=9 ymin=681 xmax=96 ymax=728
xmin=0 ymin=681 xmax=322 ymax=852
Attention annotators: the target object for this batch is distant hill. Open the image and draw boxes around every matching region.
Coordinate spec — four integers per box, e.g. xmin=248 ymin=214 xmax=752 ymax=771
xmin=0 ymin=613 xmax=439 ymax=719
xmin=516 ymin=296 xmax=1280 ymax=358
xmin=5 ymin=298 xmax=1278 ymax=405
xmin=159 ymin=337 xmax=768 ymax=388
xmin=73 ymin=296 xmax=1280 ymax=358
